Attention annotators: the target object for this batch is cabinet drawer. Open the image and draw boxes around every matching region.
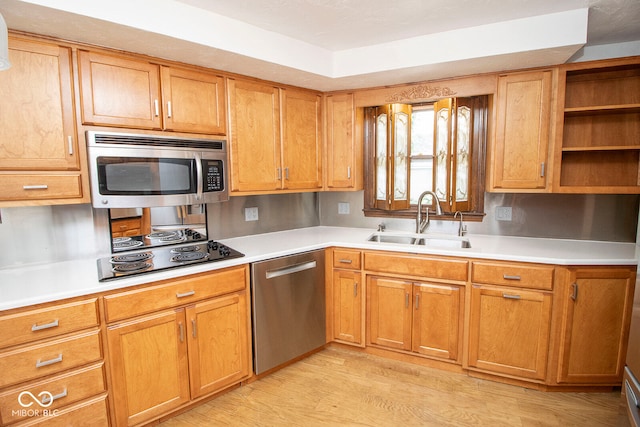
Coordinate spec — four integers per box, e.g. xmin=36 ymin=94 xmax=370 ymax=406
xmin=104 ymin=265 xmax=248 ymax=322
xmin=0 ymin=174 xmax=82 ymax=201
xmin=333 ymin=249 xmax=361 ymax=270
xmin=0 ymin=363 xmax=105 ymax=425
xmin=472 ymin=261 xmax=554 ymax=290
xmin=364 ymin=252 xmax=468 ymax=282
xmin=110 ymin=217 xmax=142 ymax=234
xmin=0 ymin=299 xmax=99 ymax=349
xmin=16 ymin=394 xmax=109 ymax=427
xmin=0 ymin=330 xmax=102 ymax=389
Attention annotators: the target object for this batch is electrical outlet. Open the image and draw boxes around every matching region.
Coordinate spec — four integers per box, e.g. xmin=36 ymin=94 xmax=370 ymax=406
xmin=244 ymin=207 xmax=259 ymax=221
xmin=495 ymin=206 xmax=512 ymax=221
xmin=338 ymin=202 xmax=350 ymax=215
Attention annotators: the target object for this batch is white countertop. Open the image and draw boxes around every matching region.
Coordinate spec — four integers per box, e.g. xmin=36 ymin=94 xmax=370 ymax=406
xmin=1 ymin=226 xmax=638 ymax=311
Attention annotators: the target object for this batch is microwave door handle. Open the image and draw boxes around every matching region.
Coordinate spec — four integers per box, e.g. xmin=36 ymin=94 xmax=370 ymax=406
xmin=195 ymin=153 xmax=203 ymax=201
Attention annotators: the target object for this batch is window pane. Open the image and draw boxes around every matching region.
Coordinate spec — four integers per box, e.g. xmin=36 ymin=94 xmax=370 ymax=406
xmin=375 ymin=113 xmax=387 ymax=201
xmin=394 ymin=111 xmax=409 ymax=200
xmin=434 ymin=108 xmax=449 ymax=202
xmin=410 ymin=158 xmax=433 ymax=204
xmin=456 ymin=106 xmax=471 ymax=202
xmin=411 ymin=108 xmax=434 ymax=156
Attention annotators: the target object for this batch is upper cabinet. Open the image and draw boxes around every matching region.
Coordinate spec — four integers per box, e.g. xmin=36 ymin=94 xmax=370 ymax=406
xmin=325 ymin=93 xmax=363 ymax=191
xmin=0 ymin=37 xmax=87 ymax=206
xmin=553 ymin=58 xmax=640 ymax=193
xmin=488 ymin=70 xmax=555 ymax=192
xmin=78 ymin=50 xmax=226 ymax=135
xmin=227 ymin=78 xmax=322 ymax=194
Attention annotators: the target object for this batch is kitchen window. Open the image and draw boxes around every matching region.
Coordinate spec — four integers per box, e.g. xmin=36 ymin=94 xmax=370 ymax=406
xmin=363 ymin=96 xmax=488 ymax=219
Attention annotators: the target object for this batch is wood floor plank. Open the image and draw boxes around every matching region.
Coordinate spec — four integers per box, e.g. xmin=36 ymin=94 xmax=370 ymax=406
xmin=159 ymin=347 xmax=621 ymax=426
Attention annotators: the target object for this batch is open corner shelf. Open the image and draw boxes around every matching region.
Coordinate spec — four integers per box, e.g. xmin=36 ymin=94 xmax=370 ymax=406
xmin=558 ymin=62 xmax=640 ymax=192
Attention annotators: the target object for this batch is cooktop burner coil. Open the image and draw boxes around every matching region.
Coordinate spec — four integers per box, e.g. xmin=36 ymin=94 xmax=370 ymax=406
xmin=111 ymin=261 xmax=153 ymax=273
xmin=170 ymin=252 xmax=210 ymax=263
xmin=110 ymin=252 xmax=154 ymax=264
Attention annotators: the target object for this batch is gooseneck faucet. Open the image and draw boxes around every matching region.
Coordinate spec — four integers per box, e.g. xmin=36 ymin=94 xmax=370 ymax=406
xmin=416 ymin=191 xmax=443 ymax=233
xmin=454 ymin=211 xmax=467 ymax=236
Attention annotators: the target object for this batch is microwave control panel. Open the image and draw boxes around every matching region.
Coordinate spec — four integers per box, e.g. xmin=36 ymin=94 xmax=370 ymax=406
xmin=203 ymin=160 xmax=224 ymax=191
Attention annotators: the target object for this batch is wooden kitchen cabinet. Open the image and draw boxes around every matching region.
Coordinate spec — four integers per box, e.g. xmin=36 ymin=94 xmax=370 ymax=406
xmin=78 ymin=50 xmax=226 ymax=135
xmin=324 ymin=93 xmax=363 ymax=190
xmin=105 ymin=266 xmax=251 ymax=426
xmin=331 ymin=249 xmax=364 ymax=346
xmin=489 ymin=70 xmax=555 ymax=191
xmin=0 ymin=297 xmax=107 ymax=426
xmin=553 ymin=58 xmax=640 ymax=193
xmin=367 ymin=275 xmax=464 ymax=362
xmin=227 ymin=78 xmax=322 ymax=194
xmin=555 ymin=267 xmax=635 ymax=385
xmin=468 ymin=261 xmax=554 ymax=381
xmin=0 ymin=36 xmax=87 ymax=207
xmin=186 ymin=293 xmax=251 ymax=398
xmin=107 ymin=309 xmax=190 ymax=426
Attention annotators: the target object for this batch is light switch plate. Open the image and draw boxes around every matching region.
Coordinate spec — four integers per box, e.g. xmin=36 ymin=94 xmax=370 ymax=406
xmin=338 ymin=202 xmax=350 ymax=215
xmin=495 ymin=206 xmax=512 ymax=221
xmin=244 ymin=207 xmax=259 ymax=221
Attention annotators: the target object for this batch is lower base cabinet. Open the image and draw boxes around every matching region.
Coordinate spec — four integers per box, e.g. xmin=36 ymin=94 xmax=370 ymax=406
xmin=105 ymin=267 xmax=251 ymax=427
xmin=367 ymin=275 xmax=464 ymax=363
xmin=467 ymin=284 xmax=552 ymax=381
xmin=555 ymin=267 xmax=635 ymax=385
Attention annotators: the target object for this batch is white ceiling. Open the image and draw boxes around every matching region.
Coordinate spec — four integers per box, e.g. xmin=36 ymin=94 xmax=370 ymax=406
xmin=1 ymin=0 xmax=640 ymax=91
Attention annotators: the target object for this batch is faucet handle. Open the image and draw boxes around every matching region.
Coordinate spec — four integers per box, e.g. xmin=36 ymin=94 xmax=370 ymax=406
xmin=377 ymin=223 xmax=386 ymax=232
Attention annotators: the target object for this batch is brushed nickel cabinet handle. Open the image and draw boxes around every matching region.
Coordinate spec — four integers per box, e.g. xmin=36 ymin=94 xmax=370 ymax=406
xmin=32 ymin=319 xmax=59 ymax=332
xmin=415 ymin=294 xmax=420 ymax=309
xmin=502 ymin=293 xmax=521 ymax=300
xmin=68 ymin=136 xmax=74 ymax=155
xmin=36 ymin=354 xmax=63 ymax=368
xmin=192 ymin=319 xmax=197 ymax=338
xmin=176 ymin=290 xmax=195 ymax=298
xmin=167 ymin=101 xmax=172 ymax=118
xmin=347 ymin=166 xmax=352 ymax=179
xmin=405 ymin=293 xmax=409 ymax=308
xmin=353 ymin=282 xmax=358 ymax=297
xmin=339 ymin=259 xmax=353 ymax=264
xmin=285 ymin=167 xmax=290 ymax=180
xmin=154 ymin=99 xmax=159 ymax=116
xmin=41 ymin=388 xmax=68 ymax=405
xmin=179 ymin=322 xmax=184 ymax=343
xmin=23 ymin=185 xmax=48 ymax=190
xmin=503 ymin=274 xmax=521 ymax=281
xmin=570 ymin=283 xmax=578 ymax=301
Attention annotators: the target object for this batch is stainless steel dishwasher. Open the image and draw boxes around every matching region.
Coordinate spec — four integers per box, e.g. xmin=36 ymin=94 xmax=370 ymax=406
xmin=251 ymin=250 xmax=325 ymax=375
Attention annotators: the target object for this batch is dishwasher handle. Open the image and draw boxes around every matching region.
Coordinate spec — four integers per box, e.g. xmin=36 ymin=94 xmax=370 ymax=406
xmin=265 ymin=260 xmax=317 ymax=279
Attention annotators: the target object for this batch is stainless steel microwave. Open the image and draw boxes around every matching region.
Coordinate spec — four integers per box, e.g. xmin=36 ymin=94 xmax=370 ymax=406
xmin=87 ymin=131 xmax=228 ymax=208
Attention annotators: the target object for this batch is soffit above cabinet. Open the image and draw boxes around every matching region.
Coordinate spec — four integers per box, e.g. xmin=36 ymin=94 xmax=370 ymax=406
xmin=1 ymin=0 xmax=639 ymax=91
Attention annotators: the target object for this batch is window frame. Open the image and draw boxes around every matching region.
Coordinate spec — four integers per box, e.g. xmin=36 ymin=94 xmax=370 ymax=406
xmin=363 ymin=96 xmax=488 ymax=221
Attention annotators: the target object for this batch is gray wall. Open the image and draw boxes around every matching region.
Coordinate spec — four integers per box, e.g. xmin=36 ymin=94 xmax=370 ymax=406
xmin=0 ymin=191 xmax=637 ymax=269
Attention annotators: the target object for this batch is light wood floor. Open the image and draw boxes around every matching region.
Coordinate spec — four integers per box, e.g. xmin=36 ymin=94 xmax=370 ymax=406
xmin=159 ymin=347 xmax=623 ymax=426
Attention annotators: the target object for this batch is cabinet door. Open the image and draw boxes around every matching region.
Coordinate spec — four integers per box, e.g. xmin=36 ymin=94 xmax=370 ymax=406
xmin=0 ymin=38 xmax=78 ymax=171
xmin=325 ymin=93 xmax=361 ymax=190
xmin=367 ymin=276 xmax=412 ymax=351
xmin=490 ymin=70 xmax=553 ymax=191
xmin=412 ymin=283 xmax=463 ymax=362
xmin=557 ymin=268 xmax=634 ymax=384
xmin=186 ymin=292 xmax=251 ymax=398
xmin=107 ymin=309 xmax=189 ymax=427
xmin=332 ymin=269 xmax=363 ymax=345
xmin=161 ymin=66 xmax=226 ymax=135
xmin=78 ymin=50 xmax=162 ymax=130
xmin=281 ymin=88 xmax=322 ymax=190
xmin=227 ymin=78 xmax=281 ymax=192
xmin=468 ymin=285 xmax=552 ymax=380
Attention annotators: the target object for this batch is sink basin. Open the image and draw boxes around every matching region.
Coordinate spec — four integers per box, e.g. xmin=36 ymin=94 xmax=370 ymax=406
xmin=367 ymin=232 xmax=471 ymax=249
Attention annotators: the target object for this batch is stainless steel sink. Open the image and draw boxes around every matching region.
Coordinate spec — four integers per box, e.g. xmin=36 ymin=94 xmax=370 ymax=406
xmin=367 ymin=232 xmax=471 ymax=249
